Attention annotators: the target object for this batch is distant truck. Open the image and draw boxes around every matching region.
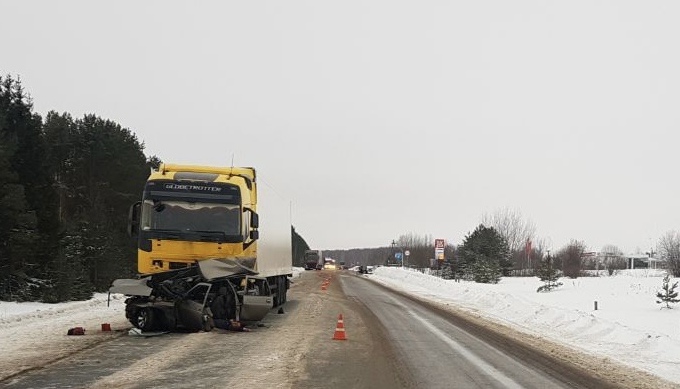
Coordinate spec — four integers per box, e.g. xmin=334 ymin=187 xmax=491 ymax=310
xmin=304 ymin=250 xmax=323 ymax=270
xmin=110 ymin=164 xmax=292 ymax=332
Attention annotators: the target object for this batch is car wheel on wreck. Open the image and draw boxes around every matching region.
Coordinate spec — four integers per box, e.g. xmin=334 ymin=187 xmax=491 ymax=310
xmin=202 ymin=312 xmax=214 ymax=332
xmin=134 ymin=307 xmax=157 ymax=331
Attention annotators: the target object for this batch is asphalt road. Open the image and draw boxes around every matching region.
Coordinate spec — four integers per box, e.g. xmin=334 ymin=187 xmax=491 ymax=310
xmin=342 ymin=274 xmax=617 ymax=389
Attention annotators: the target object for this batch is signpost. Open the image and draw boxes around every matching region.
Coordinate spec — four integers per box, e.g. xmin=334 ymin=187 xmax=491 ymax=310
xmin=390 ymin=240 xmax=410 ymax=269
xmin=435 ymin=239 xmax=446 ymax=263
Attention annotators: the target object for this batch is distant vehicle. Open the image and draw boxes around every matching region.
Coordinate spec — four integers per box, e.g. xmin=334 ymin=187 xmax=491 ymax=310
xmin=323 ymin=258 xmax=337 ymax=270
xmin=304 ymin=250 xmax=323 ymax=270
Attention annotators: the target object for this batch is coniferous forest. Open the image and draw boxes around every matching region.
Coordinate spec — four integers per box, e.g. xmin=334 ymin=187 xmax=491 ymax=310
xmin=0 ymin=74 xmax=158 ymax=302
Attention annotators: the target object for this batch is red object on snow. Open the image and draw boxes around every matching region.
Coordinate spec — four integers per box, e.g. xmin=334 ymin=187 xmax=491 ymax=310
xmin=67 ymin=327 xmax=85 ymax=335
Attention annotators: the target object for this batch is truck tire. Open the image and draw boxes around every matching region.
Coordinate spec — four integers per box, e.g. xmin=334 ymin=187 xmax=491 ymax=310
xmin=135 ymin=307 xmax=157 ymax=331
xmin=275 ymin=276 xmax=285 ymax=305
xmin=278 ymin=277 xmax=286 ymax=306
xmin=271 ymin=277 xmax=278 ymax=307
xmin=276 ymin=277 xmax=282 ymax=306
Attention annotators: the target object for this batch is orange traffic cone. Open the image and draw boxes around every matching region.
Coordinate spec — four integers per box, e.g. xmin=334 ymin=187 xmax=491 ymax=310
xmin=333 ymin=314 xmax=346 ymax=340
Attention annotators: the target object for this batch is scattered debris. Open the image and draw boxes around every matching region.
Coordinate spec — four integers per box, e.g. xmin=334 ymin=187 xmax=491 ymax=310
xmin=128 ymin=328 xmax=169 ymax=337
xmin=67 ymin=327 xmax=85 ymax=336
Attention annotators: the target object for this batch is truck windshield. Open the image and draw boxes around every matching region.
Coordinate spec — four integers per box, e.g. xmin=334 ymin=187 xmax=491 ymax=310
xmin=140 ymin=200 xmax=241 ymax=238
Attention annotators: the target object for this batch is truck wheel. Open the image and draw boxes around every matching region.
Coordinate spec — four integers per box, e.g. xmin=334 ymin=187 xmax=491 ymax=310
xmin=278 ymin=277 xmax=285 ymax=306
xmin=135 ymin=308 xmax=156 ymax=331
xmin=275 ymin=277 xmax=284 ymax=305
xmin=275 ymin=277 xmax=281 ymax=306
xmin=281 ymin=278 xmax=287 ymax=304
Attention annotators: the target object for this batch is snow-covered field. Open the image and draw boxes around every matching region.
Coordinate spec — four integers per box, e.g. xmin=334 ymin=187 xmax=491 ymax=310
xmin=1 ymin=267 xmax=678 ymax=385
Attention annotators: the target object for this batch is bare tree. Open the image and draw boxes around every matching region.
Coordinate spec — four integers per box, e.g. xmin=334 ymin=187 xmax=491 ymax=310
xmin=513 ymin=236 xmax=549 ymax=275
xmin=396 ymin=232 xmax=433 ymax=249
xmin=534 ymin=237 xmax=550 ymax=263
xmin=482 ymin=208 xmax=536 ymax=275
xmin=658 ymin=231 xmax=680 ymax=277
xmin=394 ymin=232 xmax=434 ymax=268
xmin=481 ymin=207 xmax=536 ymax=253
xmin=600 ymin=244 xmax=627 ymax=275
xmin=557 ymin=240 xmax=586 ymax=278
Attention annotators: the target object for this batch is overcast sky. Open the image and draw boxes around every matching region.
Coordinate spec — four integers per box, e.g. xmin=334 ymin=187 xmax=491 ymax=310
xmin=2 ymin=1 xmax=679 ymax=253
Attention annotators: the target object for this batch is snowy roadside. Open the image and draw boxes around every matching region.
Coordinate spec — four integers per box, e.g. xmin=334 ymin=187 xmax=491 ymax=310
xmin=0 ymin=293 xmax=130 ymax=381
xmin=369 ymin=267 xmax=680 ymax=385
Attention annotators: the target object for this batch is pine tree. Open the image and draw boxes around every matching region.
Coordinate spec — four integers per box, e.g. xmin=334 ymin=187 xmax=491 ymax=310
xmin=441 ymin=265 xmax=453 ymax=280
xmin=291 ymin=226 xmax=311 ymax=267
xmin=0 ymin=74 xmax=57 ymax=301
xmin=458 ymin=224 xmax=509 ymax=283
xmin=656 ymin=274 xmax=679 ymax=309
xmin=43 ymin=112 xmax=149 ymax=297
xmin=537 ymin=254 xmax=562 ymax=292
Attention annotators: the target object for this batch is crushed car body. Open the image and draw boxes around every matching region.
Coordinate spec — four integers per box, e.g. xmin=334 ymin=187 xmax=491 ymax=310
xmin=109 ymin=257 xmax=274 ymax=332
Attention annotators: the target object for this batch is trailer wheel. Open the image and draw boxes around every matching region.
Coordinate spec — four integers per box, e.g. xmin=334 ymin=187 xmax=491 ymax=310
xmin=135 ymin=307 xmax=157 ymax=331
xmin=274 ymin=277 xmax=281 ymax=306
xmin=275 ymin=276 xmax=285 ymax=305
xmin=278 ymin=277 xmax=285 ymax=306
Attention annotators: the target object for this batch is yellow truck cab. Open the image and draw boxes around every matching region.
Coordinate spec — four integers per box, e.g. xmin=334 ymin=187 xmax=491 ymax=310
xmin=130 ymin=164 xmax=259 ymax=274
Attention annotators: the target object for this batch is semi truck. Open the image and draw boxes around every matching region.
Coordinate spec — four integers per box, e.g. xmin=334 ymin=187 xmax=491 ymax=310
xmin=109 ymin=163 xmax=292 ymax=332
xmin=303 ymin=250 xmax=323 ymax=270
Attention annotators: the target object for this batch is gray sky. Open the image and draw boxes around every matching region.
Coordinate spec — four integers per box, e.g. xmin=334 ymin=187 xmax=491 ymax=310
xmin=3 ymin=1 xmax=679 ymax=253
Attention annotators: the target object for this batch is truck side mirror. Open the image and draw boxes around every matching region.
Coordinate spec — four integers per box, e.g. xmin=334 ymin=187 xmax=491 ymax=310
xmin=249 ymin=230 xmax=259 ymax=240
xmin=250 ymin=212 xmax=259 ymax=229
xmin=128 ymin=201 xmax=141 ymax=237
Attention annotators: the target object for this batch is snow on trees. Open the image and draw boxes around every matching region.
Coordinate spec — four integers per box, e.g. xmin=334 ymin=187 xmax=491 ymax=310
xmin=656 ymin=274 xmax=679 ymax=309
xmin=536 ymin=254 xmax=562 ymax=292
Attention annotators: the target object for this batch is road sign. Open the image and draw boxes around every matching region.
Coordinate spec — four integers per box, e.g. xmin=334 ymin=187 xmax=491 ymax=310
xmin=395 ymin=252 xmax=403 ymax=260
xmin=435 ymin=239 xmax=446 ymax=261
xmin=404 ymin=250 xmax=410 ymax=256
